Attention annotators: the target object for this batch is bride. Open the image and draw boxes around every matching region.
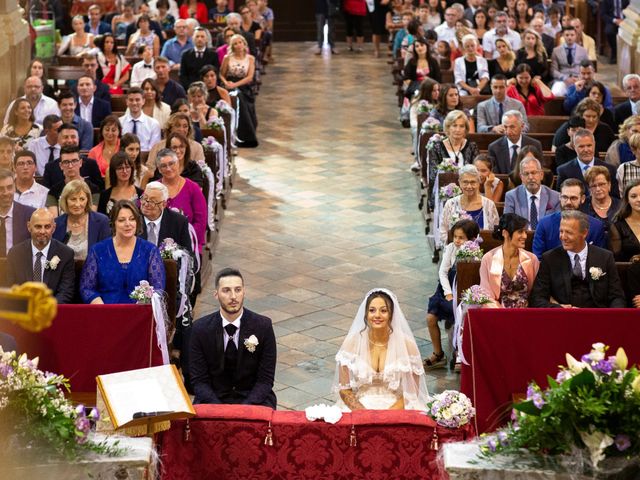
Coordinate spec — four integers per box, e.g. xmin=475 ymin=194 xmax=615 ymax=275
xmin=333 ymin=289 xmax=429 ymax=411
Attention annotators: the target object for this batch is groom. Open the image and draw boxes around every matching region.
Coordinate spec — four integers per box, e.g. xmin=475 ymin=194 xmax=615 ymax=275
xmin=189 ymin=268 xmax=277 ymax=408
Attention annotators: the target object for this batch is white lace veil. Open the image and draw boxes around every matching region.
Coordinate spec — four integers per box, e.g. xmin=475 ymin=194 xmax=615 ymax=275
xmin=332 ymin=288 xmax=430 ymax=410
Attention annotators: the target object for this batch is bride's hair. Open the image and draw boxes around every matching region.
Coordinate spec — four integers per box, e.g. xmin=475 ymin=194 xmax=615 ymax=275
xmin=361 ymin=290 xmax=394 ymax=332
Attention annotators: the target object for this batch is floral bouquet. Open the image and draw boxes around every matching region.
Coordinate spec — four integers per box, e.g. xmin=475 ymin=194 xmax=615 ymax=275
xmin=428 ymin=390 xmax=475 ymax=428
xmin=456 ymin=240 xmax=483 ymax=262
xmin=206 ymin=117 xmax=225 ymax=131
xmin=417 ymin=100 xmax=434 ymax=115
xmin=426 ymin=132 xmax=443 ymax=150
xmin=201 ymin=136 xmax=220 ymax=151
xmin=437 ymin=157 xmax=460 ymax=173
xmin=0 ymin=348 xmax=119 ymax=459
xmin=448 ymin=210 xmax=472 ymax=229
xmin=159 ymin=238 xmax=181 ymax=260
xmin=422 ymin=117 xmax=443 ymax=134
xmin=439 ymin=183 xmax=462 ymax=201
xmin=215 ymin=100 xmax=234 ymax=116
xmin=481 ymin=342 xmax=640 ymax=473
xmin=130 ymin=280 xmax=154 ymax=304
xmin=460 ymin=285 xmax=492 ymax=305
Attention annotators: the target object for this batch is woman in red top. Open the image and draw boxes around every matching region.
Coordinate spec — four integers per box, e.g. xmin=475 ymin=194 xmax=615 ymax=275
xmin=506 ymin=63 xmax=554 ymax=116
xmin=343 ymin=0 xmax=367 ymax=52
xmin=179 ymin=0 xmax=208 ymax=24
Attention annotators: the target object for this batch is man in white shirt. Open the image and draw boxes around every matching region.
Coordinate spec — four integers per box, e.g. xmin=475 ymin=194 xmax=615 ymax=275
xmin=435 ymin=8 xmax=458 ymax=44
xmin=130 ymin=45 xmax=157 ymax=88
xmin=482 ymin=11 xmax=521 ymax=59
xmin=76 ymin=75 xmax=112 ymax=128
xmin=119 ymin=88 xmax=161 ymax=151
xmin=3 ymin=76 xmax=60 ymax=125
xmin=0 ymin=168 xmax=35 ymax=258
xmin=13 ymin=150 xmax=49 ymax=210
xmin=25 ymin=114 xmax=62 ymax=175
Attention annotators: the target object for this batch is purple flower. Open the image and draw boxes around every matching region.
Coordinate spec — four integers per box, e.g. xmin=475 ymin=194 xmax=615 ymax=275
xmin=594 ymin=359 xmax=613 ymax=375
xmin=581 ymin=354 xmax=591 ymax=364
xmin=487 ymin=437 xmax=497 ymax=452
xmin=0 ymin=364 xmax=12 ymax=377
xmin=526 ymin=385 xmax=536 ymax=400
xmin=497 ymin=431 xmax=509 ymax=446
xmin=615 ymin=434 xmax=631 ymax=452
xmin=532 ymin=393 xmax=545 ymax=409
xmin=89 ymin=408 xmax=100 ymax=420
xmin=555 ymin=370 xmax=571 ymax=383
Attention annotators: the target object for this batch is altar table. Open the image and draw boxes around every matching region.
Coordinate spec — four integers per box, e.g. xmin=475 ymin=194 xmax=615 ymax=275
xmin=0 ymin=304 xmax=164 ymax=392
xmin=460 ymin=308 xmax=640 ymax=434
xmin=157 ymin=404 xmax=475 ymax=479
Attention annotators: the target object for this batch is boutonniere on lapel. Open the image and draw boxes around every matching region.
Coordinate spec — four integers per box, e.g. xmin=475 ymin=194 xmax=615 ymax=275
xmin=244 ymin=335 xmax=259 ymax=353
xmin=589 ymin=267 xmax=606 ymax=281
xmin=45 ymin=256 xmax=61 ymax=270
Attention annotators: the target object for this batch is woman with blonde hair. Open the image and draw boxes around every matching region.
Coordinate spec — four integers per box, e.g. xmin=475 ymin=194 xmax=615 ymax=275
xmin=489 ymin=38 xmax=516 ymax=78
xmin=617 ymin=133 xmax=640 ymax=196
xmin=58 ymin=15 xmax=95 ymax=56
xmin=605 ymin=115 xmax=640 ymax=168
xmin=515 ymin=29 xmax=548 ymax=80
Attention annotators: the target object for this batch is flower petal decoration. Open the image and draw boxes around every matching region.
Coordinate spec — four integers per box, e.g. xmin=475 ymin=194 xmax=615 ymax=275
xmin=615 ymin=347 xmax=628 ymax=371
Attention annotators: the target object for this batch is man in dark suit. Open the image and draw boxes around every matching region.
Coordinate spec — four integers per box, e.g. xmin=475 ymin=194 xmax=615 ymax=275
xmin=190 ymin=268 xmax=277 ymax=408
xmin=556 ymin=129 xmax=619 ymax=197
xmin=533 ymin=178 xmax=607 ymax=258
xmin=75 ymin=75 xmax=112 ymax=129
xmin=488 ymin=110 xmax=543 ymax=174
xmin=42 ymin=125 xmax=104 ymax=190
xmin=70 ymin=54 xmax=111 ymax=103
xmin=179 ymin=27 xmax=221 ymax=90
xmin=85 ymin=4 xmax=112 ymax=35
xmin=222 ymin=13 xmax=258 ymax=57
xmin=6 ymin=209 xmax=75 ymax=304
xmin=0 ymin=169 xmax=35 ymax=258
xmin=601 ymin=0 xmax=629 ymax=63
xmin=614 ymin=74 xmax=640 ymax=126
xmin=530 ymin=210 xmax=626 ymax=308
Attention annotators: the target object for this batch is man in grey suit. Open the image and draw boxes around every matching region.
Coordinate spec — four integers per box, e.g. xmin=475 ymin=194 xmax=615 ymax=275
xmin=488 ymin=111 xmax=543 ymax=174
xmin=551 ymin=26 xmax=589 ymax=96
xmin=477 ymin=75 xmax=528 ymax=133
xmin=504 ymin=156 xmax=560 ymax=229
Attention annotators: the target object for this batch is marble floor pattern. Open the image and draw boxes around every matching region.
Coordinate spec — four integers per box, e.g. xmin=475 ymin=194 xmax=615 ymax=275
xmin=192 ymin=42 xmax=458 ymax=410
xmin=193 ymin=42 xmax=621 ymax=410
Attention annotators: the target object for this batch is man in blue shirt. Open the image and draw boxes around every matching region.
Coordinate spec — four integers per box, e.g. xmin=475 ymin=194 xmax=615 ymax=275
xmin=562 ymin=60 xmax=613 ymax=114
xmin=160 ymin=18 xmax=193 ymax=71
xmin=58 ymin=92 xmax=93 ymax=151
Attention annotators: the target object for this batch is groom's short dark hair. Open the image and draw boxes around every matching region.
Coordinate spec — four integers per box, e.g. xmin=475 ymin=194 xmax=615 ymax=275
xmin=215 ymin=267 xmax=244 ymax=288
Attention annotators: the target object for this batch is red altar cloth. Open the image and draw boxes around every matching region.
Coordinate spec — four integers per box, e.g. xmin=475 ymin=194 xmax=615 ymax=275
xmin=460 ymin=308 xmax=640 ymax=434
xmin=157 ymin=405 xmax=475 ymax=479
xmin=0 ymin=304 xmax=164 ymax=392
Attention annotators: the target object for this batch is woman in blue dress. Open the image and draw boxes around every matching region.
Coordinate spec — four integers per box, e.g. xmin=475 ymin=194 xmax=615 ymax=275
xmin=80 ymin=199 xmax=165 ymax=304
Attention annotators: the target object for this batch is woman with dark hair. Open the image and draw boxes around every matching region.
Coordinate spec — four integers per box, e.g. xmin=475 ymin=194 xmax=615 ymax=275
xmin=119 ymin=133 xmax=148 ymax=187
xmin=581 ymin=81 xmax=617 ymax=132
xmin=582 ymin=165 xmax=620 ymax=230
xmin=427 ymin=84 xmax=474 ymax=130
xmin=126 ymin=14 xmax=160 ymax=56
xmin=97 ymin=152 xmax=143 ymax=215
xmin=111 ymin=0 xmax=136 ymax=40
xmin=0 ymin=99 xmax=41 ymax=148
xmin=95 ymin=33 xmax=131 ymax=94
xmin=609 ymin=180 xmax=640 ymax=262
xmin=200 ymin=65 xmax=232 ymax=107
xmin=424 ymin=0 xmax=444 ymax=30
xmin=80 ymin=199 xmax=165 ymax=304
xmin=166 ymin=131 xmax=205 ymax=189
xmin=403 ymin=36 xmax=441 ymax=99
xmin=146 ymin=112 xmax=205 ymax=172
xmin=479 ymin=213 xmax=539 ymax=308
xmin=514 ymin=0 xmax=532 ymax=32
xmin=333 ymin=288 xmax=429 ymax=410
xmin=506 ymin=63 xmax=554 ymax=116
xmin=22 ymin=59 xmax=55 ymax=98
xmin=474 ymin=154 xmax=504 ymax=202
xmin=472 ymin=8 xmax=489 ymax=41
xmin=424 ymin=219 xmax=480 ymax=369
xmin=88 ymin=114 xmax=122 ymax=176
xmin=140 ymin=78 xmax=171 ymax=128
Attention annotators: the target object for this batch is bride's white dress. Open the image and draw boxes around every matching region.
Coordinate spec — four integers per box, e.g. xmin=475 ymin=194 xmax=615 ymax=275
xmin=355 ymin=373 xmax=402 ymax=410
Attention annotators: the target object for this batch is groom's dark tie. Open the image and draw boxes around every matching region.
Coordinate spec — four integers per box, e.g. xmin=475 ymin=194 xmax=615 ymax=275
xmin=224 ymin=324 xmax=238 ymax=379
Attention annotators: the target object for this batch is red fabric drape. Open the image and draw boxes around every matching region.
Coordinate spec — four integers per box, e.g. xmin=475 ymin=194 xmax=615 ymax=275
xmin=157 ymin=405 xmax=475 ymax=479
xmin=460 ymin=308 xmax=640 ymax=434
xmin=0 ymin=304 xmax=163 ymax=392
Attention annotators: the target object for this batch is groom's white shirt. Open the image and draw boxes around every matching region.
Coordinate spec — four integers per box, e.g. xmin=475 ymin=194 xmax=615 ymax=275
xmin=221 ymin=309 xmax=243 ymax=349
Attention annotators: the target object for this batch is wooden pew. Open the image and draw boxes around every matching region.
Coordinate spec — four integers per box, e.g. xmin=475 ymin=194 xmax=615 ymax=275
xmin=528 ymin=115 xmax=568 ymax=134
xmin=47 ymin=66 xmax=85 ymax=90
xmin=111 ymin=94 xmax=127 ymax=112
xmin=57 ymin=56 xmax=84 ymax=66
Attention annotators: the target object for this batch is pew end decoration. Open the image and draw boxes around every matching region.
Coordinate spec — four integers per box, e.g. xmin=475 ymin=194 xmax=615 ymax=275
xmin=130 ymin=281 xmax=155 ymax=304
xmin=440 ymin=183 xmax=462 ymax=201
xmin=0 ymin=283 xmax=57 ymax=332
xmin=481 ymin=342 xmax=640 ymax=476
xmin=456 ymin=240 xmax=484 ymax=262
xmin=460 ymin=285 xmax=491 ymax=305
xmin=0 ymin=348 xmax=122 ymax=460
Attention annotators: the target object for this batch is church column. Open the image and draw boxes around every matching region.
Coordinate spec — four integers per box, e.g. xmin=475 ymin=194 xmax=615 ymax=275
xmin=0 ymin=0 xmax=30 ymax=113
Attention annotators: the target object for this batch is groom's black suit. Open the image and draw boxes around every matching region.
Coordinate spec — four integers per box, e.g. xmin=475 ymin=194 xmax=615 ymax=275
xmin=529 ymin=244 xmax=626 ymax=308
xmin=189 ymin=308 xmax=277 ymax=408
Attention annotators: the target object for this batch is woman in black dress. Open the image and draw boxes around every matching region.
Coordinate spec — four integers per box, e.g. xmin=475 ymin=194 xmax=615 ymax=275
xmin=515 ymin=29 xmax=549 ymax=81
xmin=200 ymin=65 xmax=232 ymax=108
xmin=610 ymin=180 xmax=640 ymax=262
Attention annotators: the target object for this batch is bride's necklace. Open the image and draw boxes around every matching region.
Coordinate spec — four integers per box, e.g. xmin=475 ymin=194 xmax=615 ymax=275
xmin=368 ymin=336 xmax=389 ymax=348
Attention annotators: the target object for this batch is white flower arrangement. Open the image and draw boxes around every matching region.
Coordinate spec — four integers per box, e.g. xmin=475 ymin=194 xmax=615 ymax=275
xmin=206 ymin=117 xmax=225 ymax=130
xmin=244 ymin=335 xmax=259 ymax=353
xmin=201 ymin=135 xmax=220 ymax=151
xmin=589 ymin=267 xmax=606 ymax=281
xmin=439 ymin=182 xmax=462 ymax=201
xmin=45 ymin=255 xmax=61 ymax=270
xmin=159 ymin=238 xmax=181 ymax=260
xmin=129 ymin=280 xmax=154 ymax=304
xmin=215 ymin=100 xmax=234 ymax=116
xmin=305 ymin=404 xmax=343 ymax=424
xmin=428 ymin=390 xmax=475 ymax=428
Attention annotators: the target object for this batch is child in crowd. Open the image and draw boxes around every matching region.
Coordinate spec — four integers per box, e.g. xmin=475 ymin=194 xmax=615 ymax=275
xmin=130 ymin=45 xmax=156 ymax=88
xmin=435 ymin=39 xmax=452 ymax=63
xmin=392 ymin=10 xmax=415 ymax=58
xmin=155 ymin=0 xmax=176 ymax=38
xmin=210 ymin=0 xmax=230 ymax=31
xmin=386 ymin=0 xmax=407 ymax=41
xmin=424 ymin=219 xmax=480 ymax=369
xmin=473 ymin=154 xmax=504 ymax=203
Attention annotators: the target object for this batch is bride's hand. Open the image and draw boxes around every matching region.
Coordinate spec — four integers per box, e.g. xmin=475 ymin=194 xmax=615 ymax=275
xmin=389 ymin=397 xmax=405 ymax=410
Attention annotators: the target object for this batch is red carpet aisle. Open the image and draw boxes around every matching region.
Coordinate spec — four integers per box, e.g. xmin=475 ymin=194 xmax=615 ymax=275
xmin=193 ymin=43 xmax=460 ymax=410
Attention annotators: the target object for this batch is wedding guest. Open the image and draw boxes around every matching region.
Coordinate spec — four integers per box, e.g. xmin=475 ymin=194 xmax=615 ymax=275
xmin=187 ymin=82 xmax=219 ymax=131
xmin=488 ymin=38 xmax=517 ymax=79
xmin=80 ymin=200 xmax=165 ymax=304
xmin=85 ymin=4 xmax=112 ymax=35
xmin=95 ymin=33 xmax=131 ymax=95
xmin=425 ymin=219 xmax=479 ymax=369
xmin=427 ymin=84 xmax=471 ymax=130
xmin=530 ymin=210 xmax=626 ymax=308
xmin=97 ymin=152 xmax=143 ymax=215
xmin=116 ymin=133 xmax=149 ymax=188
xmin=532 ymin=178 xmax=607 ymax=259
xmin=476 ymin=75 xmax=528 ymax=133
xmin=25 ymin=114 xmax=61 ymax=176
xmin=482 ymin=11 xmax=521 ymax=59
xmin=454 ymin=35 xmax=490 ymax=96
xmin=439 ymin=164 xmax=500 ymax=245
xmin=146 ymin=113 xmax=205 ymax=174
xmin=0 ymin=169 xmax=34 ymax=258
xmin=553 ymin=98 xmax=616 ymax=155
xmin=609 ymin=180 xmax=640 ymax=262
xmin=179 ymin=0 xmax=208 ymax=24
xmin=607 ymin=116 xmax=640 ymax=169
xmin=190 ymin=267 xmax=277 ymax=407
xmin=504 ymin=156 xmax=560 ymax=228
xmin=582 ymin=166 xmax=620 ymax=231
xmin=474 ymin=154 xmax=504 ymax=203
xmin=403 ymin=37 xmax=442 ymax=100
xmin=46 ymin=146 xmax=100 ymax=210
xmin=138 ymin=78 xmax=171 ymax=129
xmin=488 ymin=109 xmax=542 ymax=174
xmin=88 ymin=114 xmax=122 ymax=176
xmin=179 ymin=27 xmax=220 ymax=91
xmin=130 ymin=46 xmax=157 ymax=88
xmin=125 ymin=14 xmax=160 ymax=57
xmin=1 ymin=99 xmax=42 ymax=149
xmin=58 ymin=15 xmax=95 ymax=56
xmin=111 ymin=0 xmax=136 ymax=39
xmin=3 ymin=76 xmax=60 ymax=126
xmin=617 ymin=133 xmax=640 ymax=196
xmin=555 ymin=115 xmax=585 ymax=172
xmin=71 ymin=54 xmax=111 ymax=103
xmin=22 ymin=59 xmax=56 ymax=99
xmin=0 ymin=137 xmax=14 ymax=171
xmin=506 ymin=63 xmax=554 ymax=116
xmin=154 ymin=57 xmax=188 ymax=112
xmin=13 ymin=151 xmax=49 ymax=210
xmin=57 ymin=93 xmax=93 ymax=152
xmin=472 ymin=8 xmax=489 ymax=42
xmin=75 ymin=75 xmax=112 ymax=128
xmin=550 ymin=26 xmax=589 ymax=96
xmin=614 ymin=74 xmax=640 ymax=126
xmin=6 ymin=209 xmax=75 ymax=303
xmin=166 ymin=131 xmax=205 ymax=189
xmin=480 ymin=213 xmax=540 ymax=308
xmin=515 ymin=29 xmax=549 ymax=80
xmin=562 ymin=61 xmax=613 ymax=115
xmin=119 ymin=88 xmax=162 ymax=152
xmin=160 ymin=20 xmax=193 ymax=70
xmin=200 ymin=65 xmax=232 ymax=108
